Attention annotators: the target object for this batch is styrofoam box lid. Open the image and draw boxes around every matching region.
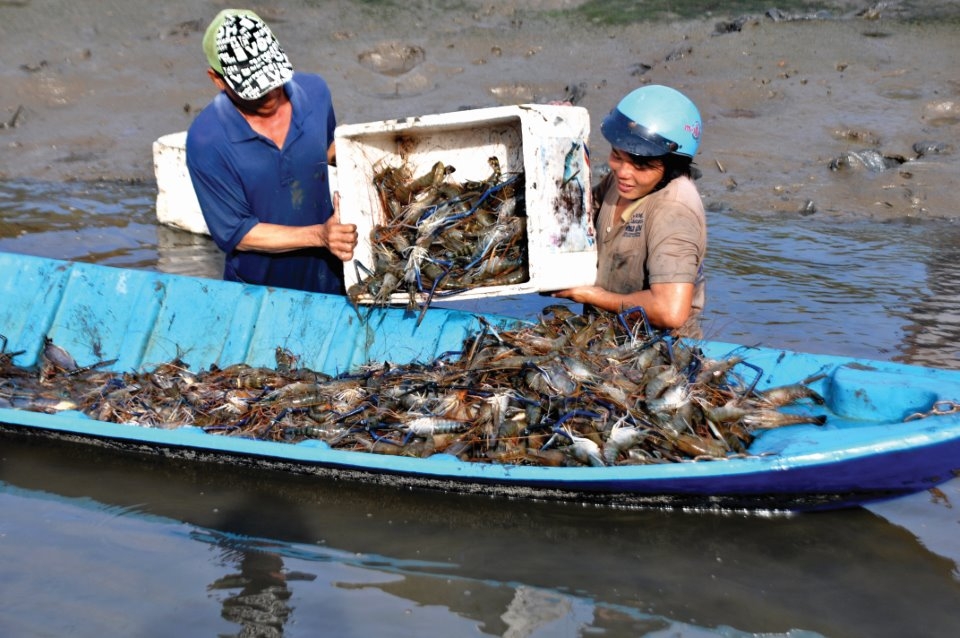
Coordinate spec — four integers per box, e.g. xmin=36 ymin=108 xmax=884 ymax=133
xmin=335 ymin=103 xmax=597 ymax=303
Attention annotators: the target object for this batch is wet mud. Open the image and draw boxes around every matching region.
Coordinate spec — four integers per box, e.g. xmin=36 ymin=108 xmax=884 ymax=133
xmin=1 ymin=0 xmax=957 ymax=219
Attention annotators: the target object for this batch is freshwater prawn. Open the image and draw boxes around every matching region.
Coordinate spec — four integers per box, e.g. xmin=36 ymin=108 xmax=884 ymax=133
xmin=602 ymin=420 xmax=650 ymax=465
xmin=2 ymin=306 xmax=836 ymax=467
xmin=354 ymin=157 xmax=528 ymax=313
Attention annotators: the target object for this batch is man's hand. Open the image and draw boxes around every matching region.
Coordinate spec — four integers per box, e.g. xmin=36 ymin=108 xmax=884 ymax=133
xmin=322 ymin=192 xmax=358 ymax=262
xmin=235 ymin=192 xmax=359 ymax=260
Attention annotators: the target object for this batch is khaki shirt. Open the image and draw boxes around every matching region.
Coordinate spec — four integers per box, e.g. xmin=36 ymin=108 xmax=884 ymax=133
xmin=594 ymin=173 xmax=707 ymax=336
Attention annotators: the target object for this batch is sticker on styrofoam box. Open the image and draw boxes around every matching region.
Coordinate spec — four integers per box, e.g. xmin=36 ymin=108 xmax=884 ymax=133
xmin=335 ymin=104 xmax=597 ymax=304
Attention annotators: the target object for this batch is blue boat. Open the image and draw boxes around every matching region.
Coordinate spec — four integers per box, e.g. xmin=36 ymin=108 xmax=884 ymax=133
xmin=2 ymin=251 xmax=959 ymax=512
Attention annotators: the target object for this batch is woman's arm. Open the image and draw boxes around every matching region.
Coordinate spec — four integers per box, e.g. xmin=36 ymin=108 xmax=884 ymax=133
xmin=552 ymin=281 xmax=695 ymax=329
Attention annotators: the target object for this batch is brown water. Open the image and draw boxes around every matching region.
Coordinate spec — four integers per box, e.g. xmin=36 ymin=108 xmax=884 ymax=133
xmin=2 ymin=1 xmax=960 ymax=636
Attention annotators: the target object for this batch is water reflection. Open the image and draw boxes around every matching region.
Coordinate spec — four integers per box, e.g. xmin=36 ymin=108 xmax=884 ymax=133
xmin=703 ymin=207 xmax=959 ymax=368
xmin=2 ymin=436 xmax=959 ymax=637
xmin=904 ymin=218 xmax=960 ymax=365
xmin=209 ymin=548 xmax=295 ymax=636
xmin=156 ymin=223 xmax=222 ymax=280
xmin=200 ymin=533 xmax=314 ymax=636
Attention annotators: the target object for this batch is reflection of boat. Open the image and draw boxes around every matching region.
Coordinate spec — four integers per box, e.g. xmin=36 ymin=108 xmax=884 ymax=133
xmin=7 ymin=435 xmax=960 ymax=637
xmin=2 ymin=251 xmax=960 ymax=512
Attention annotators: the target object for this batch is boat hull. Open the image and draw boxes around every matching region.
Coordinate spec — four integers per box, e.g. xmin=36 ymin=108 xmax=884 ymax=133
xmin=2 ymin=252 xmax=959 ymax=511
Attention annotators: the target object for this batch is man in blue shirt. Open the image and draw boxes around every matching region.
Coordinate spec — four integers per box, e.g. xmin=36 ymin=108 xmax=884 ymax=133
xmin=186 ymin=9 xmax=358 ymax=294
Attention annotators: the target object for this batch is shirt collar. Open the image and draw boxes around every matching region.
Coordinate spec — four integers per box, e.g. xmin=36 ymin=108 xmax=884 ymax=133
xmin=214 ymin=74 xmax=309 ymax=144
xmin=619 ymin=196 xmax=649 ymax=223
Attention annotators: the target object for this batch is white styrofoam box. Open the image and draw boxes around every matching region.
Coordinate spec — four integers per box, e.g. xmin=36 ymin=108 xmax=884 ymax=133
xmin=335 ymin=103 xmax=596 ymax=303
xmin=152 ymin=132 xmax=340 ymax=237
xmin=153 ymin=132 xmax=209 ymax=236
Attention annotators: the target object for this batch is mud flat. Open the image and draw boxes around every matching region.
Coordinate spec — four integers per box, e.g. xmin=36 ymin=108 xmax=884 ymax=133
xmin=1 ymin=0 xmax=957 ymax=218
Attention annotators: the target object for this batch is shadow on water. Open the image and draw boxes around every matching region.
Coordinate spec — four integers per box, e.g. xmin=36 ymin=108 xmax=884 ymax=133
xmin=2 ymin=435 xmax=959 ymax=638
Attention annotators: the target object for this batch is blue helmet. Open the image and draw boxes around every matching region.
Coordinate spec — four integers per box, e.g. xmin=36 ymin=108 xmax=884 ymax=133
xmin=601 ymin=85 xmax=702 ymax=158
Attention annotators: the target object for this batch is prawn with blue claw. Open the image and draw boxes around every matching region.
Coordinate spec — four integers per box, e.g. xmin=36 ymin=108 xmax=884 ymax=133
xmin=347 ymin=156 xmax=528 ymax=321
xmin=0 ymin=305 xmax=831 ymax=467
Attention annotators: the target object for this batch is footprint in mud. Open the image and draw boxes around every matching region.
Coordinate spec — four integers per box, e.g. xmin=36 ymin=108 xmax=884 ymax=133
xmin=360 ymin=72 xmax=437 ymax=99
xmin=355 ymin=41 xmax=436 ymax=98
xmin=358 ymin=41 xmax=426 ymax=77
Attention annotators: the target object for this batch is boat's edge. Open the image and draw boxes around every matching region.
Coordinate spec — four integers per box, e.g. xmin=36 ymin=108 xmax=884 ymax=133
xmin=4 ymin=411 xmax=957 ymax=513
xmin=0 ymin=423 xmax=896 ymax=513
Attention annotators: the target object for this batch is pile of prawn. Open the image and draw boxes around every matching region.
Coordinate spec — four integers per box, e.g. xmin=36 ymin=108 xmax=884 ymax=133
xmin=0 ymin=306 xmax=829 ymax=467
xmin=348 ymin=157 xmax=528 ymax=319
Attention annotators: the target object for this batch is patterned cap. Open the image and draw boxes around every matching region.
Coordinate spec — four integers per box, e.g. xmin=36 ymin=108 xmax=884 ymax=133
xmin=202 ymin=9 xmax=294 ymax=101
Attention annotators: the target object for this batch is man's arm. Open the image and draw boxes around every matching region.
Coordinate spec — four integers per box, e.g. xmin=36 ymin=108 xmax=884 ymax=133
xmin=235 ymin=193 xmax=357 ymax=262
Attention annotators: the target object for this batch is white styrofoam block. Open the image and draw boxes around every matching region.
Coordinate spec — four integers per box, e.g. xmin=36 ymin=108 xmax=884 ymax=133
xmin=335 ymin=103 xmax=596 ymax=302
xmin=153 ymin=132 xmax=209 ymax=236
xmin=153 ymin=132 xmax=339 ymax=238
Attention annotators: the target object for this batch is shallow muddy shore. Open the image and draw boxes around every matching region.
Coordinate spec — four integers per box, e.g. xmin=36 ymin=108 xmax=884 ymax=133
xmin=1 ymin=0 xmax=957 ymax=219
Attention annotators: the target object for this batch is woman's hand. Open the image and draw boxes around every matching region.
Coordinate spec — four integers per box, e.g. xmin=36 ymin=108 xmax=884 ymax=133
xmin=551 ymin=285 xmax=602 ymax=305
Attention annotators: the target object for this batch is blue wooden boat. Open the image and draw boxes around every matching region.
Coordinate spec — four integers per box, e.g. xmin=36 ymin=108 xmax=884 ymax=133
xmin=2 ymin=251 xmax=959 ymax=512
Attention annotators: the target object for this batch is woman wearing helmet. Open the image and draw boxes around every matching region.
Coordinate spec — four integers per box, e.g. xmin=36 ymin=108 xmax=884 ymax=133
xmin=554 ymin=85 xmax=707 ymax=337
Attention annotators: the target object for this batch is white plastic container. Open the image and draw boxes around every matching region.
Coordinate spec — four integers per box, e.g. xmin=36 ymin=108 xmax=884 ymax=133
xmin=153 ymin=132 xmax=209 ymax=236
xmin=335 ymin=103 xmax=596 ymax=303
xmin=152 ymin=132 xmax=339 ymax=237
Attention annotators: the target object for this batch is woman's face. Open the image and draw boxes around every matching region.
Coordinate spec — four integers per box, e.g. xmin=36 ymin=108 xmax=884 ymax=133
xmin=607 ymin=149 xmax=665 ymax=201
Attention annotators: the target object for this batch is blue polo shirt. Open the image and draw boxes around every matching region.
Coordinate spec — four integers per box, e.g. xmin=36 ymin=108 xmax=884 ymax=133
xmin=186 ymin=72 xmax=343 ymax=294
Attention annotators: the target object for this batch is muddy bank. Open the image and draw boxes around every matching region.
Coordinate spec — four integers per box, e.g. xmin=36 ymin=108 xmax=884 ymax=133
xmin=1 ymin=0 xmax=957 ymax=219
